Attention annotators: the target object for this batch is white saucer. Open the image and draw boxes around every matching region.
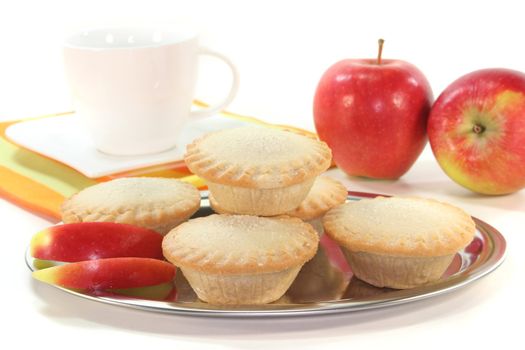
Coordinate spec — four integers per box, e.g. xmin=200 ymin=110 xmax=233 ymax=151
xmin=5 ymin=113 xmax=249 ymax=178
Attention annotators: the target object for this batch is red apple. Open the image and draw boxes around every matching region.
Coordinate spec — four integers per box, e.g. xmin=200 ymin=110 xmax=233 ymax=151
xmin=32 ymin=257 xmax=176 ymax=290
xmin=30 ymin=222 xmax=163 ymax=262
xmin=314 ymin=40 xmax=433 ymax=179
xmin=428 ymin=68 xmax=525 ymax=195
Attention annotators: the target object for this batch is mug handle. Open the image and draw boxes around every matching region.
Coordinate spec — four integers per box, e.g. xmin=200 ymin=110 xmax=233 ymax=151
xmin=190 ymin=48 xmax=240 ymax=119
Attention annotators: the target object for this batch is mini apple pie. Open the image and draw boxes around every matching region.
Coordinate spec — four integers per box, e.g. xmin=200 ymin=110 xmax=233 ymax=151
xmin=184 ymin=126 xmax=332 ymax=216
xmin=323 ymin=196 xmax=476 ymax=289
xmin=210 ymin=176 xmax=347 ymax=235
xmin=283 ymin=176 xmax=347 ymax=234
xmin=61 ymin=177 xmax=200 ymax=235
xmin=162 ymin=214 xmax=319 ymax=305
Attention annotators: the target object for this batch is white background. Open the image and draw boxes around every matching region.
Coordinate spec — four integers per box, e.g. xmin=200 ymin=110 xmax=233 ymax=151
xmin=1 ymin=1 xmax=524 ymax=349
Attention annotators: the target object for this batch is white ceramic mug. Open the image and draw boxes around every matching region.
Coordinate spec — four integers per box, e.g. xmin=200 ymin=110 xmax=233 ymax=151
xmin=64 ymin=26 xmax=239 ymax=156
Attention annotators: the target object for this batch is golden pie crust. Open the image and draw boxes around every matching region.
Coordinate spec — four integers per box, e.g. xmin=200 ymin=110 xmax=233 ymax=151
xmin=206 ymin=178 xmax=315 ymax=216
xmin=61 ymin=177 xmax=200 ymax=235
xmin=209 ymin=176 xmax=347 ymax=221
xmin=284 ymin=176 xmax=347 ymax=220
xmin=184 ymin=126 xmax=332 ymax=189
xmin=162 ymin=214 xmax=319 ymax=274
xmin=181 ymin=266 xmax=302 ymax=305
xmin=342 ymin=250 xmax=456 ymax=289
xmin=323 ymin=196 xmax=476 ymax=257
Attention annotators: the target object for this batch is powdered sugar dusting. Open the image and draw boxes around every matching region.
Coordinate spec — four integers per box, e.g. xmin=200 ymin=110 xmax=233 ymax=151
xmin=170 ymin=214 xmax=318 ymax=263
xmin=201 ymin=127 xmax=314 ymax=164
xmin=324 ymin=197 xmax=476 ymax=256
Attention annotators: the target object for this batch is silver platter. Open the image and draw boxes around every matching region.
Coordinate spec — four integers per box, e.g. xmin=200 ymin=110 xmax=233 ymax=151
xmin=26 ymin=191 xmax=506 ymax=318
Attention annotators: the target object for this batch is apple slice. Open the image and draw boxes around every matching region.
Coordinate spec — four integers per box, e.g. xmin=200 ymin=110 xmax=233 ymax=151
xmin=30 ymin=222 xmax=163 ymax=262
xmin=109 ymin=282 xmax=175 ymax=300
xmin=32 ymin=257 xmax=176 ymax=290
xmin=33 ymin=258 xmax=61 ymax=270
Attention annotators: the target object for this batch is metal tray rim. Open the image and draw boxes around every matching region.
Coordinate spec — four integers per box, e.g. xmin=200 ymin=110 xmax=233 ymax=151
xmin=26 ymin=191 xmax=507 ymax=318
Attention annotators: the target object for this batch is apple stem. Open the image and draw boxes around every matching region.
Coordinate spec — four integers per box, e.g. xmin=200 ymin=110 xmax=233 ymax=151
xmin=377 ymin=38 xmax=385 ymax=65
xmin=473 ymin=124 xmax=486 ymax=134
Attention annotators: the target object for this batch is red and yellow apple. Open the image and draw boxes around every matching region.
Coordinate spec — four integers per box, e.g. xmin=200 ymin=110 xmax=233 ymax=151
xmin=32 ymin=257 xmax=176 ymax=290
xmin=30 ymin=222 xmax=175 ymax=297
xmin=314 ymin=40 xmax=433 ymax=179
xmin=428 ymin=68 xmax=525 ymax=195
xmin=30 ymin=222 xmax=163 ymax=262
xmin=32 ymin=260 xmax=175 ymax=300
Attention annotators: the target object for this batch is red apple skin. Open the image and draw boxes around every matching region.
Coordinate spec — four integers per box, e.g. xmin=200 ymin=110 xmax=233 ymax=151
xmin=428 ymin=68 xmax=525 ymax=195
xmin=30 ymin=222 xmax=163 ymax=262
xmin=314 ymin=59 xmax=433 ymax=179
xmin=32 ymin=257 xmax=176 ymax=290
